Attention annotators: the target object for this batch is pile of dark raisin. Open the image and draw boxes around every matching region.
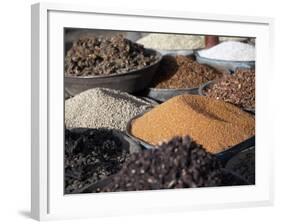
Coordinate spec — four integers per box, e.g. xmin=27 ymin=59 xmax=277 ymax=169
xmin=65 ymin=35 xmax=158 ymax=77
xmin=98 ymin=136 xmax=224 ymax=192
xmin=64 ymin=128 xmax=129 ymax=194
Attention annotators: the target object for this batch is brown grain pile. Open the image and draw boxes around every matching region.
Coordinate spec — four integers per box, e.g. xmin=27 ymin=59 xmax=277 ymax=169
xmin=152 ymin=55 xmax=223 ymax=89
xmin=131 ymin=95 xmax=255 ymax=153
xmin=205 ymin=69 xmax=255 ymax=110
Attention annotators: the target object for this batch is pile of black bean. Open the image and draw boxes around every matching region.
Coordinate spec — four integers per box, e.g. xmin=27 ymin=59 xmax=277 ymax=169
xmin=97 ymin=137 xmax=224 ymax=192
xmin=65 ymin=35 xmax=158 ymax=77
xmin=64 ymin=128 xmax=129 ymax=194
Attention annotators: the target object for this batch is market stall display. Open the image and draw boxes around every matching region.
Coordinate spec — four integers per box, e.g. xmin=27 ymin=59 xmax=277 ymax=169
xmin=64 ymin=31 xmax=256 ymax=193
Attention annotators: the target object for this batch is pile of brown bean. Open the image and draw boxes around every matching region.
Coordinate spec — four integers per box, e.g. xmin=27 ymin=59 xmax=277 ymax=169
xmin=151 ymin=55 xmax=223 ymax=89
xmin=65 ymin=35 xmax=158 ymax=77
xmin=205 ymin=69 xmax=255 ymax=110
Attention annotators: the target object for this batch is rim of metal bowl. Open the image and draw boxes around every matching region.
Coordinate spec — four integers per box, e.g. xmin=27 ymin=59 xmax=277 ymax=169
xmin=126 ymin=110 xmax=156 ymax=150
xmin=148 ymin=86 xmax=199 ymax=93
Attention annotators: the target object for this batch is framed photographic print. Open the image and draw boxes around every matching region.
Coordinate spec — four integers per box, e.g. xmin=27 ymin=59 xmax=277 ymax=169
xmin=31 ymin=2 xmax=274 ymax=221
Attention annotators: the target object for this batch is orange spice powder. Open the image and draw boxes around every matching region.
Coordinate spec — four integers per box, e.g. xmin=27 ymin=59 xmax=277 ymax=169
xmin=131 ymin=95 xmax=255 ymax=153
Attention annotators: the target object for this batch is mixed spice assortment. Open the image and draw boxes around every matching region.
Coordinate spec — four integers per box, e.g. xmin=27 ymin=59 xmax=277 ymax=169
xmin=130 ymin=95 xmax=255 ymax=153
xmin=205 ymin=69 xmax=255 ymax=110
xmin=152 ymin=55 xmax=223 ymax=89
xmin=64 ymin=31 xmax=256 ymax=194
xmin=65 ymin=35 xmax=159 ymax=77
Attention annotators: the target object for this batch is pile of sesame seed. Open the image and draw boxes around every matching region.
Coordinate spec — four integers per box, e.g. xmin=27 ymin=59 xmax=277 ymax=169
xmin=65 ymin=88 xmax=152 ymax=131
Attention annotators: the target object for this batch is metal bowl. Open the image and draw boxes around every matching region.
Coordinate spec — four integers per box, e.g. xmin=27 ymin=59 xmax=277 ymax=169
xmin=126 ymin=111 xmax=155 ymax=150
xmin=198 ymin=80 xmax=255 ymax=114
xmin=220 ymin=168 xmax=251 ymax=186
xmin=225 ymin=146 xmax=255 ymax=184
xmin=64 ymin=49 xmax=162 ymax=97
xmin=195 ymin=51 xmax=255 ymax=73
xmin=157 ymin=49 xmax=194 ymax=56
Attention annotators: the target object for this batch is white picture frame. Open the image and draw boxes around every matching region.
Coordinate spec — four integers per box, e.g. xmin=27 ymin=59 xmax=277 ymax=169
xmin=31 ymin=2 xmax=274 ymax=221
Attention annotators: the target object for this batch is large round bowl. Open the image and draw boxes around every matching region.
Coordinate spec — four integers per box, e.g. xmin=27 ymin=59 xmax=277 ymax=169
xmin=64 ymin=49 xmax=162 ymax=97
xmin=225 ymin=146 xmax=255 ymax=184
xmin=195 ymin=51 xmax=255 ymax=73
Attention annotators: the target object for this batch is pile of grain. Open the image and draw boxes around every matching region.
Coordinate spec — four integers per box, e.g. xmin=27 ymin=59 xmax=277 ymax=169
xmin=65 ymin=88 xmax=152 ymax=131
xmin=137 ymin=34 xmax=205 ymax=50
xmin=131 ymin=95 xmax=255 ymax=153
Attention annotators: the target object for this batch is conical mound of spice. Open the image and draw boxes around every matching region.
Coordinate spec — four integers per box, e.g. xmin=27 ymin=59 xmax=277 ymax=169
xmin=130 ymin=95 xmax=255 ymax=153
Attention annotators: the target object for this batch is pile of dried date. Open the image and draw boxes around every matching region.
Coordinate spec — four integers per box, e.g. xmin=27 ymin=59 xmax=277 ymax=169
xmin=65 ymin=35 xmax=158 ymax=77
xmin=205 ymin=69 xmax=255 ymax=110
xmin=98 ymin=136 xmax=224 ymax=192
xmin=64 ymin=128 xmax=129 ymax=194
